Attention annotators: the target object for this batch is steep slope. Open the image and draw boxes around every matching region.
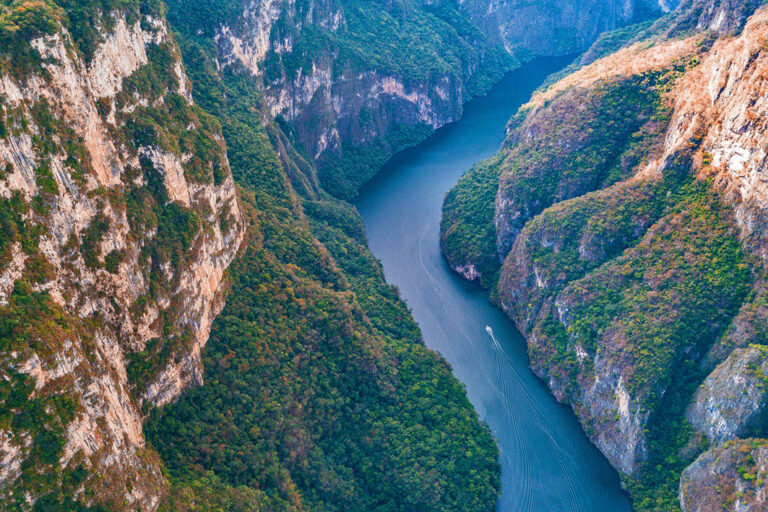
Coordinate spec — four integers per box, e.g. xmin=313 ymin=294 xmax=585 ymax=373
xmin=165 ymin=0 xmax=515 ymax=199
xmin=440 ymin=0 xmax=768 ymax=509
xmin=0 ymin=1 xmax=245 ymax=508
xmin=142 ymin=29 xmax=501 ymax=511
xmin=1 ymin=0 xmax=503 ymax=510
xmin=4 ymin=0 xmax=751 ymax=510
xmin=165 ymin=0 xmax=675 ymax=200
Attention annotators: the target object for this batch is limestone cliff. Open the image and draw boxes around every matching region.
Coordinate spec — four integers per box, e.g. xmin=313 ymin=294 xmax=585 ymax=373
xmin=187 ymin=0 xmax=517 ymax=198
xmin=0 ymin=4 xmax=244 ymax=508
xmin=498 ymin=0 xmax=768 ymax=482
xmin=441 ymin=0 xmax=768 ymax=508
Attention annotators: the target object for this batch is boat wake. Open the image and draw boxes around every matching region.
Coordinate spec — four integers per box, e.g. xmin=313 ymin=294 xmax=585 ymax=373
xmin=485 ymin=325 xmax=584 ymax=512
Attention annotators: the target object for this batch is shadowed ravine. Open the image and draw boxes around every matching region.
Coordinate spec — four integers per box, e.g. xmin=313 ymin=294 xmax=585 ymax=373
xmin=355 ymin=56 xmax=633 ymax=512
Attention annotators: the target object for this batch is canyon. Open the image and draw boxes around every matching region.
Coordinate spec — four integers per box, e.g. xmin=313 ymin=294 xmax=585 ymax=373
xmin=1 ymin=0 xmax=766 ymax=510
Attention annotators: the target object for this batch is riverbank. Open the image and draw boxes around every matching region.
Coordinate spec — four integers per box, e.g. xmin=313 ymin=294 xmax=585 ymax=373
xmin=356 ymin=57 xmax=632 ymax=511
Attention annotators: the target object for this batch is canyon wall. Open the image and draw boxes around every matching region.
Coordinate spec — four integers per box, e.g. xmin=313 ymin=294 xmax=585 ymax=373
xmin=187 ymin=0 xmax=675 ymax=199
xmin=195 ymin=0 xmax=513 ymax=198
xmin=441 ymin=0 xmax=768 ymax=509
xmin=0 ymin=5 xmax=244 ymax=508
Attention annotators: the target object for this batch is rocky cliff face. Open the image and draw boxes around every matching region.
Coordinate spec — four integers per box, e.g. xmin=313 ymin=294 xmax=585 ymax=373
xmin=502 ymin=0 xmax=768 ymax=485
xmin=197 ymin=0 xmax=515 ymax=198
xmin=501 ymin=0 xmax=768 ymax=469
xmin=680 ymin=439 xmax=768 ymax=512
xmin=441 ymin=0 xmax=768 ymax=508
xmin=0 ymin=5 xmax=244 ymax=508
xmin=1 ymin=0 xmax=521 ymax=509
xmin=458 ymin=0 xmax=677 ymax=57
xmin=687 ymin=346 xmax=768 ymax=446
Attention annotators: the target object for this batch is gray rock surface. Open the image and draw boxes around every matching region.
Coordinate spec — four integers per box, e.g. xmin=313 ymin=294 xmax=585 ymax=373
xmin=688 ymin=346 xmax=768 ymax=446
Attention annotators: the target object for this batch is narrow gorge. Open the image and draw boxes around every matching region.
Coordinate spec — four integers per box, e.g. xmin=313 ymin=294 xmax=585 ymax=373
xmin=0 ymin=0 xmax=764 ymax=511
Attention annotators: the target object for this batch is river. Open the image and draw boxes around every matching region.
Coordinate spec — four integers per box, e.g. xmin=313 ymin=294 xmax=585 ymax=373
xmin=355 ymin=57 xmax=633 ymax=512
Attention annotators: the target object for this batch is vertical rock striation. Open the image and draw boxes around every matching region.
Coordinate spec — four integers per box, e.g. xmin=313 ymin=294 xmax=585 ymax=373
xmin=0 ymin=6 xmax=244 ymax=508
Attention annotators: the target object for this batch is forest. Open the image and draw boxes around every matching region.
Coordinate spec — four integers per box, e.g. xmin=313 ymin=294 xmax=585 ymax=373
xmin=143 ymin=7 xmax=501 ymax=510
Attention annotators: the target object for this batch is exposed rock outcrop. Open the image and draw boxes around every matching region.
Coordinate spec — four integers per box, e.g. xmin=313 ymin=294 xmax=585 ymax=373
xmin=0 ymin=8 xmax=244 ymax=508
xmin=680 ymin=439 xmax=768 ymax=512
xmin=205 ymin=0 xmax=516 ymax=198
xmin=492 ymin=3 xmax=768 ymax=478
xmin=688 ymin=346 xmax=768 ymax=446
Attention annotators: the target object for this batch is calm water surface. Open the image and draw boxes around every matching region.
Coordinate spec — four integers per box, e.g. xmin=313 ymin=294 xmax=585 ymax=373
xmin=355 ymin=57 xmax=633 ymax=512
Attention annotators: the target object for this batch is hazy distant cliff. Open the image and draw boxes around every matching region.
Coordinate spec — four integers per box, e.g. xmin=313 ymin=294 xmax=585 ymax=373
xmin=458 ymin=0 xmax=678 ymax=56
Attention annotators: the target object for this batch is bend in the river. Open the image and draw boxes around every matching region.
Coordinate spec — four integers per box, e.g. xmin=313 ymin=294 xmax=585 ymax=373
xmin=355 ymin=57 xmax=633 ymax=512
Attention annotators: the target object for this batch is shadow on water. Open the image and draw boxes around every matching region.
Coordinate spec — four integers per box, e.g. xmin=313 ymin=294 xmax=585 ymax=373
xmin=355 ymin=56 xmax=633 ymax=512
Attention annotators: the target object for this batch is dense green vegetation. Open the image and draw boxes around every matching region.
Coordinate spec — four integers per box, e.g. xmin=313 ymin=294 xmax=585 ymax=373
xmin=440 ymin=156 xmax=503 ymax=289
xmin=167 ymin=0 xmax=514 ymax=84
xmin=506 ymin=162 xmax=693 ymax=323
xmin=557 ymin=180 xmax=752 ymax=397
xmin=614 ymin=185 xmax=753 ymax=510
xmin=312 ymin=0 xmax=514 ymax=199
xmin=319 ymin=123 xmax=433 ymax=200
xmin=0 ymin=282 xmax=93 ymax=510
xmin=0 ymin=192 xmax=41 ymax=267
xmin=494 ymin=144 xmax=757 ymax=512
xmin=493 ymin=152 xmax=754 ymax=512
xmin=438 ymin=21 xmax=768 ymax=506
xmin=493 ymin=67 xmax=684 ymax=257
xmin=441 ymin=66 xmax=680 ymax=291
xmin=165 ymin=0 xmax=516 ymax=200
xmin=337 ymin=0 xmax=513 ymax=84
xmin=143 ymin=17 xmax=500 ymax=511
xmin=525 ymin=173 xmax=754 ymax=397
xmin=148 ymin=193 xmax=500 ymax=511
xmin=498 ymin=117 xmax=756 ymax=512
